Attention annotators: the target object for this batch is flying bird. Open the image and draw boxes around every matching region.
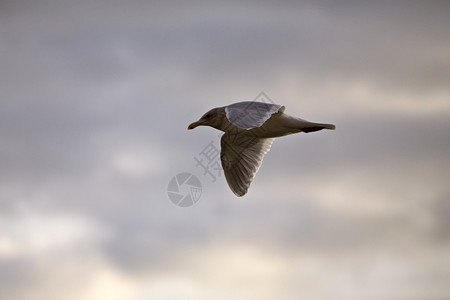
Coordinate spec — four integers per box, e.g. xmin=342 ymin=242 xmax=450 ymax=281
xmin=188 ymin=101 xmax=335 ymax=196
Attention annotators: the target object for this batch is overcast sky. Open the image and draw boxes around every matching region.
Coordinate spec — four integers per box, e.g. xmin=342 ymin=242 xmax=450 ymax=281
xmin=1 ymin=1 xmax=449 ymax=299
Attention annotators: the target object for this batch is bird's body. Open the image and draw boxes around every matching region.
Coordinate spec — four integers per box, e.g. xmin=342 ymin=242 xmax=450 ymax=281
xmin=247 ymin=109 xmax=335 ymax=138
xmin=188 ymin=101 xmax=335 ymax=196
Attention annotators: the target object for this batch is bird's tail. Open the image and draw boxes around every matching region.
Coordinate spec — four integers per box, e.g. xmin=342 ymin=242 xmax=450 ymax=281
xmin=280 ymin=115 xmax=335 ymax=134
xmin=302 ymin=122 xmax=336 ymax=133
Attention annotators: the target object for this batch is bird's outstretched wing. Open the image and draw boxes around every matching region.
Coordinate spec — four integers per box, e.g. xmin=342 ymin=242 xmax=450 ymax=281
xmin=225 ymin=101 xmax=283 ymax=130
xmin=220 ymin=133 xmax=274 ymax=196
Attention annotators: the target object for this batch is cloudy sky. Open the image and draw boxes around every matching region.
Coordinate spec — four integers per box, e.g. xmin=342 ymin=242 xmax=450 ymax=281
xmin=1 ymin=1 xmax=449 ymax=299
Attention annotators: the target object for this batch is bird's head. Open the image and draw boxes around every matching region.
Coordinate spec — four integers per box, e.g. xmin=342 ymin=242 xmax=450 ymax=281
xmin=188 ymin=107 xmax=225 ymax=130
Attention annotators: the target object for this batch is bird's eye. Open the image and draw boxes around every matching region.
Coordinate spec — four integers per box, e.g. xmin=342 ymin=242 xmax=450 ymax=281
xmin=205 ymin=114 xmax=211 ymax=119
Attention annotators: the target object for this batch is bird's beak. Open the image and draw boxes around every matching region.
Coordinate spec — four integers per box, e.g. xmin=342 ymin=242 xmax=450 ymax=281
xmin=188 ymin=121 xmax=201 ymax=130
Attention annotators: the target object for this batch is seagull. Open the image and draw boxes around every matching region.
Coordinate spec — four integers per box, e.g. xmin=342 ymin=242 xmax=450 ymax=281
xmin=188 ymin=101 xmax=335 ymax=196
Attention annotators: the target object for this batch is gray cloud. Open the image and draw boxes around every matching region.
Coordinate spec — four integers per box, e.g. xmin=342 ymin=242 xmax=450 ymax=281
xmin=1 ymin=1 xmax=449 ymax=299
